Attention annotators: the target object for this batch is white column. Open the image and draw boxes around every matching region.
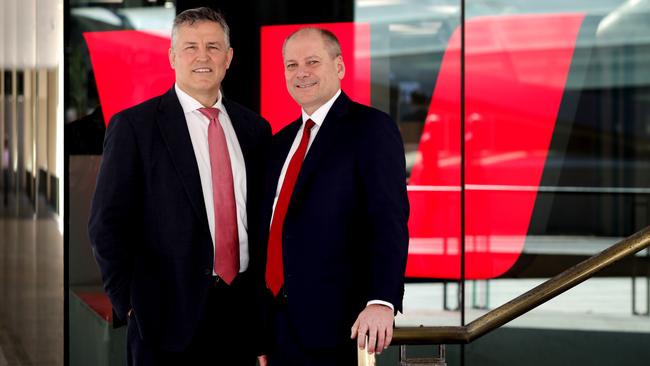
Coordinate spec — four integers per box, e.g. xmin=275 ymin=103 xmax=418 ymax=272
xmin=0 ymin=0 xmax=5 ymax=68
xmin=5 ymin=0 xmax=17 ymax=70
xmin=0 ymin=0 xmax=5 ymax=156
xmin=19 ymin=0 xmax=37 ymax=200
xmin=37 ymin=0 xmax=63 ymax=69
xmin=6 ymin=0 xmax=17 ymax=174
xmin=17 ymin=0 xmax=36 ymax=69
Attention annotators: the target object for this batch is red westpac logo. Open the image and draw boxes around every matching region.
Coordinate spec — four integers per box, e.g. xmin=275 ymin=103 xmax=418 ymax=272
xmin=84 ymin=13 xmax=584 ymax=280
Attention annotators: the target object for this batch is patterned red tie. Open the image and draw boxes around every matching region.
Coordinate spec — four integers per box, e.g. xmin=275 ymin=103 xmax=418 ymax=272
xmin=266 ymin=119 xmax=316 ymax=296
xmin=199 ymin=107 xmax=239 ymax=285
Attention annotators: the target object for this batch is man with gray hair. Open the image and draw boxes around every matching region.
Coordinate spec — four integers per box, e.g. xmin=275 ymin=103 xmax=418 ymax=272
xmin=89 ymin=7 xmax=271 ymax=365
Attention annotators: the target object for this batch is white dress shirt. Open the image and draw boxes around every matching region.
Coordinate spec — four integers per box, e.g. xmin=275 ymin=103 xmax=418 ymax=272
xmin=175 ymin=84 xmax=249 ymax=274
xmin=272 ymin=89 xmax=393 ymax=311
xmin=271 ymin=89 xmax=341 ymax=209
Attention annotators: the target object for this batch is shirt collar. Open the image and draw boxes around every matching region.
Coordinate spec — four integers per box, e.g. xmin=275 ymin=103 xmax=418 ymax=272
xmin=301 ymin=89 xmax=341 ymax=127
xmin=175 ymin=83 xmax=224 ymax=116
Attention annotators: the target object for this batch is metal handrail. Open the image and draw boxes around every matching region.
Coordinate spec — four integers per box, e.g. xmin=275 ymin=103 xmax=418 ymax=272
xmin=392 ymin=225 xmax=650 ymax=345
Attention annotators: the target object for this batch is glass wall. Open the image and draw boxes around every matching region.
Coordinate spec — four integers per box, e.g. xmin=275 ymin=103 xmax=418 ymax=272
xmin=66 ymin=1 xmax=176 ymax=364
xmin=356 ymin=0 xmax=650 ymax=364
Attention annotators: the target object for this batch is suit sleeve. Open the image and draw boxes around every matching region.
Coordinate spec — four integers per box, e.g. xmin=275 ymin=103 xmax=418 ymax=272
xmin=358 ymin=111 xmax=410 ymax=313
xmin=88 ymin=113 xmax=143 ymax=323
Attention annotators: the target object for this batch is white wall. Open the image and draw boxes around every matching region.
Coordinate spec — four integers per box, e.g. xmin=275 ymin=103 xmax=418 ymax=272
xmin=17 ymin=0 xmax=36 ymax=68
xmin=4 ymin=0 xmax=17 ymax=68
xmin=37 ymin=0 xmax=64 ymax=68
xmin=0 ymin=0 xmax=5 ymax=67
xmin=2 ymin=0 xmax=63 ymax=69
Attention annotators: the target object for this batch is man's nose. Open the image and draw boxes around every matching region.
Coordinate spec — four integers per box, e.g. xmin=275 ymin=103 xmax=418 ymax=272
xmin=296 ymin=67 xmax=310 ymax=78
xmin=196 ymin=47 xmax=209 ymax=60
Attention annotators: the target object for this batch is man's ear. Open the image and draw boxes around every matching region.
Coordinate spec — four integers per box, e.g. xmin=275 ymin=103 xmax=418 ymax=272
xmin=169 ymin=47 xmax=175 ymax=69
xmin=336 ymin=55 xmax=345 ymax=80
xmin=226 ymin=47 xmax=234 ymax=69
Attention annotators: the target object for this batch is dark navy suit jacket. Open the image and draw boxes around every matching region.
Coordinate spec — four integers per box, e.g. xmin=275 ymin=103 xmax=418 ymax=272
xmin=88 ymin=87 xmax=271 ymax=352
xmin=260 ymin=92 xmax=409 ymax=351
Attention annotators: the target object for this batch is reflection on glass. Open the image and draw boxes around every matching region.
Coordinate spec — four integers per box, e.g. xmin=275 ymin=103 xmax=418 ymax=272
xmin=67 ymin=1 xmax=175 ymax=154
xmin=357 ymin=0 xmax=650 ymax=353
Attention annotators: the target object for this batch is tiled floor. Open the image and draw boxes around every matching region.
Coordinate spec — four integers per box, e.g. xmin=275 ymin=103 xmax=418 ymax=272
xmin=0 ymin=194 xmax=63 ymax=366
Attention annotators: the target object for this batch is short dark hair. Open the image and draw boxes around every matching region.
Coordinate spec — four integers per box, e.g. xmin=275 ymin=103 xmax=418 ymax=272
xmin=283 ymin=27 xmax=342 ymax=59
xmin=171 ymin=7 xmax=230 ymax=47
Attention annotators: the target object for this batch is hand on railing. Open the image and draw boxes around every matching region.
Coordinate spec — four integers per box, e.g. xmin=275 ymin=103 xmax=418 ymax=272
xmin=351 ymin=304 xmax=394 ymax=353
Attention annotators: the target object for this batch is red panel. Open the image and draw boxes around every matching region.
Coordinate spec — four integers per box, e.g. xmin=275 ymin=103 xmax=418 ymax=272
xmin=83 ymin=30 xmax=175 ymax=126
xmin=408 ymin=13 xmax=585 ymax=279
xmin=75 ymin=291 xmax=113 ymax=322
xmin=261 ymin=23 xmax=370 ymax=133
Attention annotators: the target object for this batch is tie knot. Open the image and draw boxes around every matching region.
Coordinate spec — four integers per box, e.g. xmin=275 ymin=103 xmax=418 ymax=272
xmin=305 ymin=119 xmax=315 ymax=131
xmin=199 ymin=107 xmax=220 ymax=122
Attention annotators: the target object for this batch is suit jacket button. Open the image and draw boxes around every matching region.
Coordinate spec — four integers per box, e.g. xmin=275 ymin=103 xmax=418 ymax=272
xmin=204 ymin=269 xmax=211 ymax=275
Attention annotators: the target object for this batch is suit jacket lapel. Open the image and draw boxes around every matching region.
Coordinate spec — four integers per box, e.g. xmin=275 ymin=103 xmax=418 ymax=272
xmin=292 ymin=92 xmax=351 ymax=199
xmin=156 ymin=88 xmax=210 ymax=234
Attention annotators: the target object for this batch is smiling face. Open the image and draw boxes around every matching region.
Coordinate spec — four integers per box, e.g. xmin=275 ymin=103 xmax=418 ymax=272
xmin=169 ymin=20 xmax=233 ymax=106
xmin=283 ymin=29 xmax=345 ymax=115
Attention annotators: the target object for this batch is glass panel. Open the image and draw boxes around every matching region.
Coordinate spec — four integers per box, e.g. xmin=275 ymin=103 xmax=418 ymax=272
xmin=358 ymin=0 xmax=649 ymax=363
xmin=464 ymin=0 xmax=650 ymax=364
xmin=66 ymin=2 xmax=175 ymax=365
xmin=67 ymin=0 xmax=175 ymax=155
xmin=355 ymin=0 xmax=464 ymax=328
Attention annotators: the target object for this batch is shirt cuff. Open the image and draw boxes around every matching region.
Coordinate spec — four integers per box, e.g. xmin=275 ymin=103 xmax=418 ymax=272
xmin=367 ymin=300 xmax=394 ymax=311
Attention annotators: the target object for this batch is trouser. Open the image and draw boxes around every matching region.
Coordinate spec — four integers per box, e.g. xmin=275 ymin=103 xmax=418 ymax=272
xmin=127 ymin=274 xmax=258 ymax=366
xmin=268 ymin=295 xmax=357 ymax=366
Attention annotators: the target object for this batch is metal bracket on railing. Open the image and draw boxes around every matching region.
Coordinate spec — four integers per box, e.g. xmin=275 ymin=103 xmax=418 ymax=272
xmin=399 ymin=344 xmax=446 ymax=366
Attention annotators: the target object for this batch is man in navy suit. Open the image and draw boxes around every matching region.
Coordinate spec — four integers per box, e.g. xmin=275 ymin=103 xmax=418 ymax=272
xmin=263 ymin=27 xmax=409 ymax=365
xmin=88 ymin=7 xmax=270 ymax=366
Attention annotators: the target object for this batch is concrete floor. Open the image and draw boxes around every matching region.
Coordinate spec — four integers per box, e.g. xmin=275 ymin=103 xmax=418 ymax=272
xmin=0 ymin=194 xmax=63 ymax=366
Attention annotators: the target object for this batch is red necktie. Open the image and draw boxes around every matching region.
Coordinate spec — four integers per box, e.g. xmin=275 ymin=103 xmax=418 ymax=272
xmin=199 ymin=107 xmax=239 ymax=285
xmin=266 ymin=119 xmax=316 ymax=296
